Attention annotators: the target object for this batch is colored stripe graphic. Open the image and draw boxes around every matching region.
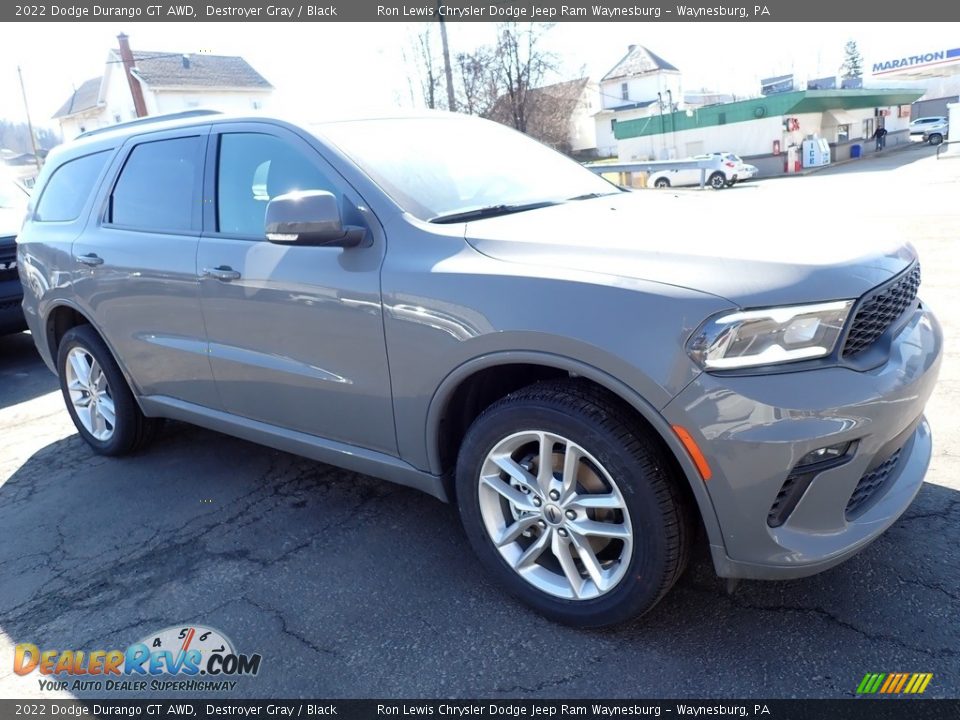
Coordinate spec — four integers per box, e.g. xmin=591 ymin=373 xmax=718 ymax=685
xmin=857 ymin=672 xmax=933 ymax=694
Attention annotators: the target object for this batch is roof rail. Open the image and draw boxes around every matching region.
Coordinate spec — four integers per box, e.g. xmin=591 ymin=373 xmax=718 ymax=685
xmin=76 ymin=110 xmax=222 ymax=140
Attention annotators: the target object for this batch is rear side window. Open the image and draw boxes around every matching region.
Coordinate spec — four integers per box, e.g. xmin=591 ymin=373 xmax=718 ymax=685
xmin=34 ymin=150 xmax=110 ymax=222
xmin=110 ymin=136 xmax=203 ymax=232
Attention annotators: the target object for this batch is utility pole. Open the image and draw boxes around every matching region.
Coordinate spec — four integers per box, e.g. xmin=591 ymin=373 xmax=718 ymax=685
xmin=17 ymin=65 xmax=42 ymax=174
xmin=436 ymin=0 xmax=456 ymax=111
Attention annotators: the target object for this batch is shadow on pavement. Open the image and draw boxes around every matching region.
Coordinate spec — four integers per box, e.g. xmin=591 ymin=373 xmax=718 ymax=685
xmin=0 ymin=331 xmax=57 ymax=409
xmin=1 ymin=422 xmax=958 ymax=698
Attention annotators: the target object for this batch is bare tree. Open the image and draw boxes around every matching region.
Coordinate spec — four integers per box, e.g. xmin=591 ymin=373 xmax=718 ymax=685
xmin=493 ymin=22 xmax=558 ymax=133
xmin=455 ymin=46 xmax=500 ymax=117
xmin=408 ymin=26 xmax=443 ymax=110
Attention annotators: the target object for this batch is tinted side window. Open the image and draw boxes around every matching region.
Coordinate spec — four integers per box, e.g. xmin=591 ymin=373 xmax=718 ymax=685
xmin=217 ymin=133 xmax=338 ymax=237
xmin=35 ymin=150 xmax=110 ymax=222
xmin=110 ymin=136 xmax=203 ymax=232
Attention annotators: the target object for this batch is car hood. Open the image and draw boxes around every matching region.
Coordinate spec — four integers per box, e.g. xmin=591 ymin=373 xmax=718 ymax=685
xmin=0 ymin=207 xmax=23 ymax=240
xmin=463 ymin=193 xmax=916 ymax=307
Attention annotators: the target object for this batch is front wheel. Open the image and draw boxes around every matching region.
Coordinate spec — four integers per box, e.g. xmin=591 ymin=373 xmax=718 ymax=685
xmin=928 ymin=133 xmax=943 ymax=146
xmin=653 ymin=178 xmax=671 ymax=189
xmin=709 ymin=172 xmax=726 ymax=189
xmin=57 ymin=325 xmax=159 ymax=456
xmin=455 ymin=380 xmax=694 ymax=627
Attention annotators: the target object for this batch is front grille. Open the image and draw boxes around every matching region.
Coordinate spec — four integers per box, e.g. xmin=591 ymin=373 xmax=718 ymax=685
xmin=845 ymin=448 xmax=902 ymax=520
xmin=842 ymin=264 xmax=921 ymax=358
xmin=0 ymin=242 xmax=16 ymax=282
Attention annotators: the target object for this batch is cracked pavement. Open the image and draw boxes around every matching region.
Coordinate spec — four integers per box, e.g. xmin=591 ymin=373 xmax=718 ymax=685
xmin=0 ymin=144 xmax=958 ymax=699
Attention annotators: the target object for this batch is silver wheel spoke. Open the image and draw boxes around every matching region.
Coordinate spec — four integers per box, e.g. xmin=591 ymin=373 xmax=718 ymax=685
xmin=480 ymin=473 xmax=537 ymax=513
xmin=568 ymin=493 xmax=622 ymax=511
xmin=569 ymin=532 xmax=606 ymax=591
xmin=536 ymin=432 xmax=555 ymax=495
xmin=551 ymin=531 xmax=585 ymax=599
xmin=491 ymin=455 xmax=538 ymax=495
xmin=98 ymin=395 xmax=116 ymax=428
xmin=69 ymin=352 xmax=91 ymax=387
xmin=560 ymin=443 xmax=581 ymax=501
xmin=514 ymin=528 xmax=551 ymax=569
xmin=569 ymin=518 xmax=631 ymax=540
xmin=495 ymin=515 xmax=539 ymax=547
xmin=72 ymin=392 xmax=92 ymax=408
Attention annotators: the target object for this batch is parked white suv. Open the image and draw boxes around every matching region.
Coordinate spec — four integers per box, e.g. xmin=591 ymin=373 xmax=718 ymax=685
xmin=648 ymin=154 xmax=736 ymax=190
xmin=910 ymin=116 xmax=948 ymax=144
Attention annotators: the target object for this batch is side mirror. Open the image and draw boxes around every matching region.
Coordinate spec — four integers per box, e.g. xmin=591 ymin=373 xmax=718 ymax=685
xmin=265 ymin=190 xmax=364 ymax=247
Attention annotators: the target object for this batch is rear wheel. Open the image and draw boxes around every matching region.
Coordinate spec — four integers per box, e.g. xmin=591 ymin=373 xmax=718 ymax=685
xmin=456 ymin=380 xmax=694 ymax=627
xmin=709 ymin=172 xmax=726 ymax=189
xmin=57 ymin=325 xmax=159 ymax=455
xmin=653 ymin=178 xmax=671 ymax=189
xmin=928 ymin=133 xmax=943 ymax=145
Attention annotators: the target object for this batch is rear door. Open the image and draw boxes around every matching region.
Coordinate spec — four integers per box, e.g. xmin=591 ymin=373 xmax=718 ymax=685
xmin=71 ymin=127 xmax=219 ymax=408
xmin=196 ymin=122 xmax=396 ymax=454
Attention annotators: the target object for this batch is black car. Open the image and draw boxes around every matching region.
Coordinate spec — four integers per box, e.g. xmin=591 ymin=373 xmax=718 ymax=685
xmin=0 ymin=174 xmax=29 ymax=334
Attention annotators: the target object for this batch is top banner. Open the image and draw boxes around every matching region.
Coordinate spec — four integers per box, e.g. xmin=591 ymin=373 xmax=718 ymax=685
xmin=6 ymin=0 xmax=960 ymax=22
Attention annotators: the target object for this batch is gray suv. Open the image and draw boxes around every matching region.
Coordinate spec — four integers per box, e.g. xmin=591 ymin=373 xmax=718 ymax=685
xmin=18 ymin=112 xmax=942 ymax=627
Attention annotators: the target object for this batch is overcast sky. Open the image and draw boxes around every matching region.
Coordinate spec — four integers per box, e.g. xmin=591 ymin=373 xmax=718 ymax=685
xmin=1 ymin=22 xmax=954 ymax=130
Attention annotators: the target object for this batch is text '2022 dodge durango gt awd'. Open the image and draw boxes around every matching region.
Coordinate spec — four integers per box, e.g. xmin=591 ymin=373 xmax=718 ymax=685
xmin=18 ymin=111 xmax=941 ymax=627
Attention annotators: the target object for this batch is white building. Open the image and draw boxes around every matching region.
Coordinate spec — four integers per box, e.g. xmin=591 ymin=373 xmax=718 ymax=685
xmin=54 ymin=35 xmax=273 ymax=139
xmin=593 ymin=45 xmax=683 ymax=157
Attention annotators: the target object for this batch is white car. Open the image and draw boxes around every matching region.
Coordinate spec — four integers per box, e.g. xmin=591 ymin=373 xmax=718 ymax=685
xmin=648 ymin=152 xmax=751 ymax=190
xmin=910 ymin=116 xmax=947 ymax=136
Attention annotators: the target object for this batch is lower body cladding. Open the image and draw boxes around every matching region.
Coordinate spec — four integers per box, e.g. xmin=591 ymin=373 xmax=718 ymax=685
xmin=663 ymin=307 xmax=942 ymax=579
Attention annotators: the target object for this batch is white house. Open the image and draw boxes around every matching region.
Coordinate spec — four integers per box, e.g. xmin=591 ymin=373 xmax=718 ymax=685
xmin=54 ymin=35 xmax=273 ymax=139
xmin=593 ymin=45 xmax=683 ymax=157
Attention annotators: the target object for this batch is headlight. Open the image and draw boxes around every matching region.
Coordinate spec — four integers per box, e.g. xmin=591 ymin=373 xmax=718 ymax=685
xmin=688 ymin=300 xmax=854 ymax=370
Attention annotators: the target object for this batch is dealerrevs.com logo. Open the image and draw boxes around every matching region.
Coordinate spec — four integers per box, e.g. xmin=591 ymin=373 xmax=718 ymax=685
xmin=14 ymin=625 xmax=262 ymax=692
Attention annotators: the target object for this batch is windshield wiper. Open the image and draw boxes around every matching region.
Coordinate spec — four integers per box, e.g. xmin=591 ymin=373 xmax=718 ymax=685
xmin=429 ymin=200 xmax=561 ymax=224
xmin=566 ymin=191 xmax=622 ymax=201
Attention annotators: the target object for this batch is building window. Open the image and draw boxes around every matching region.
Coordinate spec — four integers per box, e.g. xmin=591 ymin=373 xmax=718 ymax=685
xmin=114 ymin=114 xmax=122 ymax=123
xmin=610 ymin=119 xmax=617 ymax=132
xmin=621 ymin=83 xmax=628 ymax=100
xmin=252 ymin=100 xmax=262 ymax=110
xmin=837 ymin=124 xmax=850 ymax=143
xmin=863 ymin=119 xmax=874 ymax=140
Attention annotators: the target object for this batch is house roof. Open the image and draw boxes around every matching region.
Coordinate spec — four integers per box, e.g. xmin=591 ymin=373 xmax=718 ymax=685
xmin=52 ymin=77 xmax=102 ymax=119
xmin=602 ymin=46 xmax=679 ymax=82
xmin=123 ymin=50 xmax=273 ymax=90
xmin=487 ymin=78 xmax=591 ymax=126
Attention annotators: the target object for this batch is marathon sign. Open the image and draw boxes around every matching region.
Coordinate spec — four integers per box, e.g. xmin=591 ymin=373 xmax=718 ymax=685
xmin=872 ymin=47 xmax=960 ymax=74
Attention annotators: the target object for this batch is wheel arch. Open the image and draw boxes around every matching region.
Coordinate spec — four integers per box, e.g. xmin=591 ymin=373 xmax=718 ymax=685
xmin=425 ymin=351 xmax=724 ymax=548
xmin=43 ymin=301 xmax=149 ymax=414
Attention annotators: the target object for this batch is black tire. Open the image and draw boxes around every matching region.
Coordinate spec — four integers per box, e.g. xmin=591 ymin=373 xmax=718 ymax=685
xmin=57 ymin=325 xmax=159 ymax=456
xmin=455 ymin=379 xmax=694 ymax=628
xmin=709 ymin=172 xmax=726 ymax=189
xmin=653 ymin=178 xmax=670 ymax=189
xmin=928 ymin=133 xmax=943 ymax=146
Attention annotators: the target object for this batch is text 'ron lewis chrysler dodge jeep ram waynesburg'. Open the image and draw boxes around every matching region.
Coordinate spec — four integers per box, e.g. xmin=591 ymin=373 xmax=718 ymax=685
xmin=18 ymin=111 xmax=942 ymax=627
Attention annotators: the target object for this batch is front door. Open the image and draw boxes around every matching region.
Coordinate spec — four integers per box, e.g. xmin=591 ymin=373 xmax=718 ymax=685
xmin=196 ymin=123 xmax=396 ymax=455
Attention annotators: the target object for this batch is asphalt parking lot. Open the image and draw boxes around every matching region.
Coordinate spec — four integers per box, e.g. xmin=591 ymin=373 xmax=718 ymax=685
xmin=1 ymin=143 xmax=958 ymax=700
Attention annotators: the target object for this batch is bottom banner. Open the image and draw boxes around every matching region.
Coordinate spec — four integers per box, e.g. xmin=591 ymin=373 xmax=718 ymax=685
xmin=1 ymin=699 xmax=958 ymax=720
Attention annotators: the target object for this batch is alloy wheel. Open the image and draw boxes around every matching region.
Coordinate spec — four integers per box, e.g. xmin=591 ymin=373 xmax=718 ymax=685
xmin=477 ymin=431 xmax=633 ymax=600
xmin=65 ymin=347 xmax=116 ymax=441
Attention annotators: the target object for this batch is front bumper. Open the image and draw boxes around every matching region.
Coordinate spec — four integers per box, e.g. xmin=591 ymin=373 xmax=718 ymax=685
xmin=663 ymin=306 xmax=942 ymax=579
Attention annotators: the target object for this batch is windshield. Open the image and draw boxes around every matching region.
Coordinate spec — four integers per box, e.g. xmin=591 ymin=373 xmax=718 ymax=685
xmin=315 ymin=116 xmax=619 ymax=221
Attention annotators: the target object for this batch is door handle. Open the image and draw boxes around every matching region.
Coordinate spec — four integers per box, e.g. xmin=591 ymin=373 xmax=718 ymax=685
xmin=202 ymin=266 xmax=241 ymax=281
xmin=75 ymin=253 xmax=104 ymax=267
